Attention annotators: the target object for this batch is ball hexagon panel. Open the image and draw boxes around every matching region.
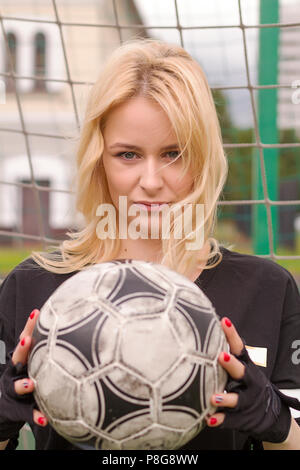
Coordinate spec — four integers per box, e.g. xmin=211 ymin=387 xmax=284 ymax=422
xmin=118 ymin=315 xmax=181 ymax=383
xmin=34 ymin=360 xmax=80 ymax=421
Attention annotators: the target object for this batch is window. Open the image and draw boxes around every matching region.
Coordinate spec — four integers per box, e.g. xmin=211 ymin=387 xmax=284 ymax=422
xmin=33 ymin=32 xmax=46 ymax=91
xmin=5 ymin=32 xmax=17 ymax=92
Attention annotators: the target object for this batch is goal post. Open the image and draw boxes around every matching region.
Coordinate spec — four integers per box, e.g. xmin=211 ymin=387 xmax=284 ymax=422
xmin=252 ymin=0 xmax=279 ymax=255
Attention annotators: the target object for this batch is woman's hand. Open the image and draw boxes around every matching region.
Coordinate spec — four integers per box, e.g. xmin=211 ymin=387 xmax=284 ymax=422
xmin=12 ymin=309 xmax=48 ymax=427
xmin=205 ymin=317 xmax=244 ymax=427
xmin=205 ymin=317 xmax=299 ymax=445
xmin=0 ymin=309 xmax=48 ymax=436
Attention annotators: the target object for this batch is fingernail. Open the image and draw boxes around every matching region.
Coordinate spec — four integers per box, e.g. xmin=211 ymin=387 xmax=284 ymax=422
xmin=38 ymin=417 xmax=46 ymax=426
xmin=23 ymin=380 xmax=30 ymax=389
xmin=225 ymin=318 xmax=232 ymax=327
xmin=223 ymin=352 xmax=231 ymax=362
xmin=20 ymin=338 xmax=26 ymax=346
xmin=210 ymin=417 xmax=217 ymax=425
xmin=215 ymin=395 xmax=223 ymax=403
xmin=30 ymin=309 xmax=37 ymax=319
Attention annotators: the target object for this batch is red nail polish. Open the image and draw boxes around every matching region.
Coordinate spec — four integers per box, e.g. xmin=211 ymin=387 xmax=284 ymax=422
xmin=223 ymin=352 xmax=230 ymax=362
xmin=225 ymin=318 xmax=232 ymax=327
xmin=20 ymin=338 xmax=25 ymax=346
xmin=38 ymin=417 xmax=46 ymax=426
xmin=210 ymin=417 xmax=217 ymax=425
xmin=30 ymin=310 xmax=36 ymax=319
xmin=215 ymin=395 xmax=223 ymax=403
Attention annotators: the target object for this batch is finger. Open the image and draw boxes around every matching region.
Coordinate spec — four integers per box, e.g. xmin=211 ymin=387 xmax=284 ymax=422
xmin=13 ymin=309 xmax=40 ymax=366
xmin=33 ymin=409 xmax=48 ymax=427
xmin=19 ymin=309 xmax=40 ymax=342
xmin=205 ymin=412 xmax=225 ymax=428
xmin=219 ymin=351 xmax=245 ymax=380
xmin=221 ymin=317 xmax=244 ymax=356
xmin=14 ymin=377 xmax=35 ymax=396
xmin=12 ymin=335 xmax=32 ymax=366
xmin=211 ymin=392 xmax=239 ymax=409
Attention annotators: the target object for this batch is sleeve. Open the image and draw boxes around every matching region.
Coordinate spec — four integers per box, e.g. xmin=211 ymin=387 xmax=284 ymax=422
xmin=0 ymin=274 xmax=18 ymax=370
xmin=0 ymin=274 xmax=22 ymax=448
xmin=270 ymin=272 xmax=300 ymax=422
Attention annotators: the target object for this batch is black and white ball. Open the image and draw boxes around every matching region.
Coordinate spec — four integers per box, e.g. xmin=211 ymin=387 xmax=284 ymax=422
xmin=28 ymin=259 xmax=228 ymax=450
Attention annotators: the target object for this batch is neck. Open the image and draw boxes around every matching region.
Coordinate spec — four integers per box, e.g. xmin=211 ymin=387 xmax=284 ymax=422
xmin=115 ymin=239 xmax=211 ymax=274
xmin=117 ymin=238 xmax=163 ymax=263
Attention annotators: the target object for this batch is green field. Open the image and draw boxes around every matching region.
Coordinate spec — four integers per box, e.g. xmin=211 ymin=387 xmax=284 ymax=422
xmin=214 ymin=222 xmax=300 ymax=287
xmin=0 ymin=233 xmax=299 ymax=287
xmin=0 ymin=246 xmax=38 ymax=277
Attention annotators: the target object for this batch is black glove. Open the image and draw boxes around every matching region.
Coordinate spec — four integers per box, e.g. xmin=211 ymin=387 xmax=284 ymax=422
xmin=219 ymin=346 xmax=300 ymax=443
xmin=0 ymin=357 xmax=36 ymax=440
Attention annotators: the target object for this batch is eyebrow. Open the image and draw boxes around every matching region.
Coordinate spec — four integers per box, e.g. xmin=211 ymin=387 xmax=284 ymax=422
xmin=108 ymin=142 xmax=179 ymax=151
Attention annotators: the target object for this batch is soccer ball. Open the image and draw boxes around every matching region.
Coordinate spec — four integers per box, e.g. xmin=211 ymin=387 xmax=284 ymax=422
xmin=28 ymin=259 xmax=228 ymax=450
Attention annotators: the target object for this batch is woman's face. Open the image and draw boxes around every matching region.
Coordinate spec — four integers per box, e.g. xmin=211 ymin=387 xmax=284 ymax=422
xmin=101 ymin=96 xmax=194 ymax=235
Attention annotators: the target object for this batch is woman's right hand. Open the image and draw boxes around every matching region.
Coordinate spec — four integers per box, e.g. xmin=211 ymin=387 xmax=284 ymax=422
xmin=11 ymin=309 xmax=48 ymax=427
xmin=0 ymin=309 xmax=48 ymax=441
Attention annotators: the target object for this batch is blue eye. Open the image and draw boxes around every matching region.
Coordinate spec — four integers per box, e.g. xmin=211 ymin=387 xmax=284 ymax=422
xmin=167 ymin=151 xmax=180 ymax=159
xmin=116 ymin=152 xmax=137 ymax=160
xmin=115 ymin=150 xmax=180 ymax=161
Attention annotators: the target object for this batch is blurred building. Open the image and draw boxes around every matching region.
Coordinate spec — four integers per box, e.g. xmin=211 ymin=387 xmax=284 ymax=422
xmin=0 ymin=0 xmax=146 ymax=246
xmin=0 ymin=0 xmax=299 ymax=249
xmin=278 ymin=1 xmax=300 ymax=133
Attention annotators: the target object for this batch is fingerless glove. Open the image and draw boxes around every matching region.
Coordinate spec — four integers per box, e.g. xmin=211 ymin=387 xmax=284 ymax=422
xmin=220 ymin=347 xmax=300 ymax=443
xmin=0 ymin=357 xmax=36 ymax=440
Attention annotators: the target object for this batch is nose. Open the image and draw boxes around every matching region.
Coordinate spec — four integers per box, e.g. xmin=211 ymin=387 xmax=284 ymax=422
xmin=139 ymin=158 xmax=164 ymax=193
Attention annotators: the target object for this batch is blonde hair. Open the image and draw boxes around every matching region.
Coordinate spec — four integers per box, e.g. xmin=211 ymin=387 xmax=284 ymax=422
xmin=31 ymin=38 xmax=228 ymax=276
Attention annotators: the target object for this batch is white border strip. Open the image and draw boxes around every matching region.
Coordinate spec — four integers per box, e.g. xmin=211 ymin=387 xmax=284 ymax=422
xmin=279 ymin=389 xmax=300 ymax=419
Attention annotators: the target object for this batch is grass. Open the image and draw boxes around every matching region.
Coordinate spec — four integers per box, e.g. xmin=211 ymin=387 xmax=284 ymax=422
xmin=215 ymin=221 xmax=300 ymax=288
xmin=0 ymin=245 xmax=43 ymax=279
xmin=0 ymin=227 xmax=299 ymax=283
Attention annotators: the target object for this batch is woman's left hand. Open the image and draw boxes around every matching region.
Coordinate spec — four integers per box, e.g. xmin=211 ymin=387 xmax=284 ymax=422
xmin=205 ymin=317 xmax=297 ymax=444
xmin=205 ymin=317 xmax=245 ymax=427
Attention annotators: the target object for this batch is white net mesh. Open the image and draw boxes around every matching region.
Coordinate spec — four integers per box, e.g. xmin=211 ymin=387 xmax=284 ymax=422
xmin=0 ymin=0 xmax=299 ymax=450
xmin=0 ymin=0 xmax=299 ymax=283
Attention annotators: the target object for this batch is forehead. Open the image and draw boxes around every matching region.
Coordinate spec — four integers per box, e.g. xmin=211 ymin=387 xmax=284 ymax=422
xmin=103 ymin=97 xmax=177 ymax=145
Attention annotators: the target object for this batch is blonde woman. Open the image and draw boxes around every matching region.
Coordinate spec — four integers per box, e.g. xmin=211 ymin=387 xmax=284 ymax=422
xmin=0 ymin=39 xmax=299 ymax=451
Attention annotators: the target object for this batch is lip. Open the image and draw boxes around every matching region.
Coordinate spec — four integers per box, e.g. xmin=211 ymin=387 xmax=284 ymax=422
xmin=133 ymin=201 xmax=170 ymax=212
xmin=134 ymin=201 xmax=170 ymax=205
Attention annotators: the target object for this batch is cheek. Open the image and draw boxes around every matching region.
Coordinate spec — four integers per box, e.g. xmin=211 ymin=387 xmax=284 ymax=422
xmin=105 ymin=176 xmax=125 ymax=206
xmin=172 ymin=170 xmax=194 ymax=196
xmin=102 ymin=158 xmax=121 ymax=189
xmin=102 ymin=161 xmax=134 ymax=208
